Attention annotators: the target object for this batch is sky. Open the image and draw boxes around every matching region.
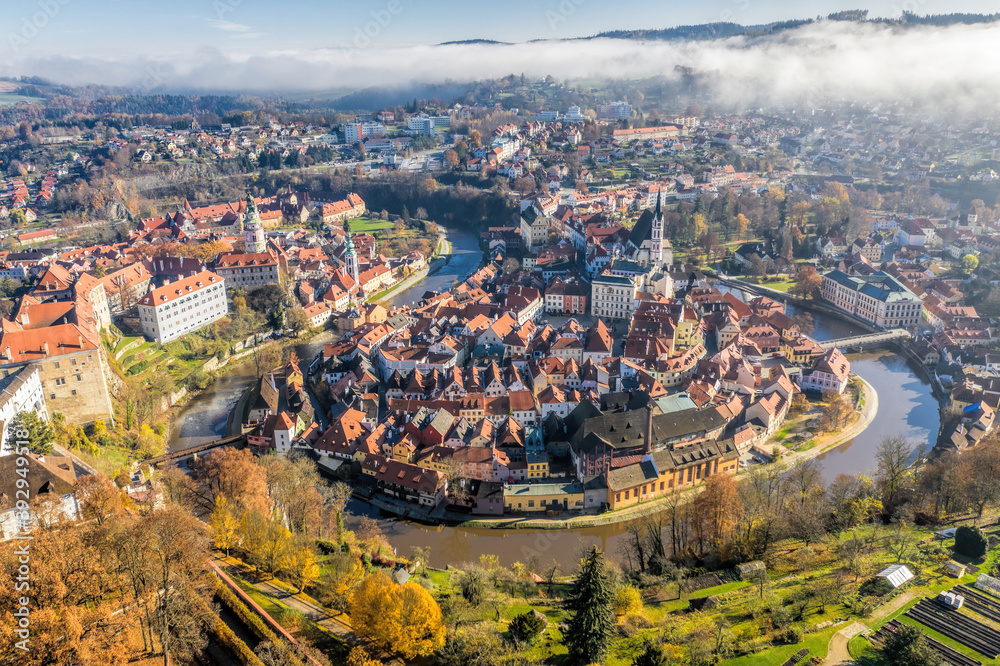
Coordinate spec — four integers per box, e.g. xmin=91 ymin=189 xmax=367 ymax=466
xmin=3 ymin=0 xmax=1000 ymax=103
xmin=5 ymin=0 xmax=1000 ymax=60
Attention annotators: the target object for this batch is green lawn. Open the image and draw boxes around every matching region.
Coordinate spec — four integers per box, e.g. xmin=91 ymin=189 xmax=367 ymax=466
xmin=347 ymin=216 xmax=393 ymax=233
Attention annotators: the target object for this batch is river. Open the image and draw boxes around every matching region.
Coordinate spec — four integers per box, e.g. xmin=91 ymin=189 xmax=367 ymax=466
xmin=167 ymin=223 xmax=483 ymax=451
xmin=169 ymin=234 xmax=941 ymax=570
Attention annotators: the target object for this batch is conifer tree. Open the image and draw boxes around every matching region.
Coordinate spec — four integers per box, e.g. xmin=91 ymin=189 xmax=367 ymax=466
xmin=564 ymin=546 xmax=614 ymax=664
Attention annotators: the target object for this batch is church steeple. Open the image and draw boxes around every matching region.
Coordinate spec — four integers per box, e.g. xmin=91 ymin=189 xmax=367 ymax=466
xmin=244 ymin=192 xmax=266 ymax=254
xmin=650 ymin=193 xmax=664 ymax=268
xmin=344 ymin=219 xmax=359 ymax=285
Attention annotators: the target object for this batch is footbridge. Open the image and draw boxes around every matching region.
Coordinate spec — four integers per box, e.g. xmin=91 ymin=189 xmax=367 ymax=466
xmin=818 ymin=328 xmax=911 ymax=352
xmin=142 ymin=434 xmax=246 ymax=467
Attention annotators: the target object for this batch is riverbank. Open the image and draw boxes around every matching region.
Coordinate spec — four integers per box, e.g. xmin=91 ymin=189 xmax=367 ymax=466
xmin=358 ymin=376 xmax=880 ymax=531
xmin=367 ymin=230 xmax=451 ymax=304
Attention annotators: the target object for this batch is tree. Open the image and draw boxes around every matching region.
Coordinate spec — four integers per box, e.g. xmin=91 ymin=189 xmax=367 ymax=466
xmin=963 ymin=254 xmax=979 ymax=272
xmin=790 ymin=265 xmax=822 ymax=299
xmin=6 ymin=410 xmax=54 ymax=455
xmin=509 ymin=610 xmax=547 ymax=644
xmin=443 ymin=149 xmax=459 ymax=168
xmin=955 ymin=525 xmax=988 ymax=559
xmin=346 ymin=646 xmax=382 ymax=666
xmin=876 ymin=436 xmax=913 ymax=518
xmin=633 ymin=640 xmax=683 ymax=666
xmin=613 ymin=585 xmax=643 ymax=616
xmin=76 ymin=473 xmax=123 ymax=525
xmin=350 ymin=572 xmax=446 ymax=659
xmin=209 ymin=494 xmax=241 ymax=557
xmin=285 ymin=306 xmax=309 ymax=336
xmin=286 ymin=537 xmax=320 ymax=593
xmin=144 ymin=508 xmax=211 ymax=666
xmin=564 ymin=547 xmax=614 ymax=664
xmin=880 ymin=623 xmax=942 ymax=666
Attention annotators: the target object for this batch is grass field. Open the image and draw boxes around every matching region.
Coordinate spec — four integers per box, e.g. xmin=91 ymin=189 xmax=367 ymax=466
xmin=347 ymin=216 xmax=393 ymax=233
xmin=0 ymin=93 xmax=44 ymax=106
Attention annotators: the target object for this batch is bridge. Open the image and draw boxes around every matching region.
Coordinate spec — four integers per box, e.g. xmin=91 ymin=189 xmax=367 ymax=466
xmin=143 ymin=434 xmax=246 ymax=467
xmin=819 ymin=328 xmax=911 ymax=352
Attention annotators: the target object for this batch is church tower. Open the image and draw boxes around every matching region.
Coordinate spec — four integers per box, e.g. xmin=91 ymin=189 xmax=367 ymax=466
xmin=650 ymin=193 xmax=664 ymax=268
xmin=344 ymin=221 xmax=359 ymax=285
xmin=244 ymin=193 xmax=266 ymax=254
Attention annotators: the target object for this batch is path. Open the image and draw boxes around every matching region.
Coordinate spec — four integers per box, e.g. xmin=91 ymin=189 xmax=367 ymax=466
xmin=824 ymin=590 xmax=917 ymax=664
xmin=779 ymin=374 xmax=879 ymax=469
xmin=211 ymin=554 xmax=359 ymax=645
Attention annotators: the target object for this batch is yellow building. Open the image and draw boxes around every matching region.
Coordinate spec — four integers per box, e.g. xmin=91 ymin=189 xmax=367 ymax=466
xmin=504 ymin=481 xmax=584 ymax=513
xmin=781 ymin=335 xmax=824 ymax=366
xmin=605 ymin=441 xmax=740 ymax=511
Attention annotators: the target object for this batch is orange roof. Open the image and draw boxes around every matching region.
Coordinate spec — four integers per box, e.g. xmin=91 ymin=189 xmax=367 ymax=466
xmin=138 ymin=270 xmax=223 ymax=307
xmin=0 ymin=323 xmax=96 ymax=363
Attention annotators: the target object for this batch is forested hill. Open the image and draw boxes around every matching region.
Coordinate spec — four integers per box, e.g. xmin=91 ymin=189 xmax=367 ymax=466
xmin=589 ymin=11 xmax=1000 ymax=41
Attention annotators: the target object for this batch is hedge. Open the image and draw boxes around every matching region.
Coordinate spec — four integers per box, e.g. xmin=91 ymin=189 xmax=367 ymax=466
xmin=126 ymin=360 xmax=150 ymax=375
xmin=213 ymin=577 xmax=306 ymax=666
xmin=211 ymin=614 xmax=265 ymax=666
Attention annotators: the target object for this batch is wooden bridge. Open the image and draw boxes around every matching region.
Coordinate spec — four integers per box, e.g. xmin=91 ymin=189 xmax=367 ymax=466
xmin=143 ymin=434 xmax=246 ymax=467
xmin=818 ymin=328 xmax=911 ymax=352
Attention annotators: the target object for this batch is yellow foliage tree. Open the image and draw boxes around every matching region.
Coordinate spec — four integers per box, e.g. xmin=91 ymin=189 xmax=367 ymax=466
xmin=734 ymin=213 xmax=750 ymax=239
xmin=350 ymin=572 xmax=446 ymax=659
xmin=286 ymin=538 xmax=320 ymax=593
xmin=613 ymin=585 xmax=643 ymax=617
xmin=346 ymin=647 xmax=382 ymax=666
xmin=210 ymin=495 xmax=241 ymax=557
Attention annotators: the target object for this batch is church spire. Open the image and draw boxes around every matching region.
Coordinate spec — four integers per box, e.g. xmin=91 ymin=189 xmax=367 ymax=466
xmin=650 ymin=193 xmax=663 ymax=269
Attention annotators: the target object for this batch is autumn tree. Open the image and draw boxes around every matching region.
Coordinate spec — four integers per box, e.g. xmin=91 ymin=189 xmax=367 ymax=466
xmin=692 ymin=474 xmax=742 ymax=558
xmin=790 ymin=265 xmax=822 ymax=299
xmin=318 ymin=551 xmax=366 ymax=613
xmin=144 ymin=508 xmax=212 ymax=666
xmin=350 ymin=572 xmax=446 ymax=659
xmin=209 ymin=494 xmax=241 ymax=556
xmin=286 ymin=536 xmax=320 ymax=592
xmin=564 ymin=547 xmax=614 ymax=664
xmin=76 ymin=473 xmax=124 ymax=525
xmin=0 ymin=523 xmax=140 ymax=666
xmin=193 ymin=448 xmax=270 ymax=514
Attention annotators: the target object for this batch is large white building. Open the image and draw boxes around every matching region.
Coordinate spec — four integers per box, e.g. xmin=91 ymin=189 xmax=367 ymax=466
xmin=591 ymin=273 xmax=638 ymax=321
xmin=137 ymin=271 xmax=228 ymax=343
xmin=0 ymin=366 xmax=46 ymax=456
xmin=214 ymin=252 xmax=280 ymax=291
xmin=820 ymin=270 xmax=922 ymax=329
xmin=343 ymin=121 xmax=386 ymax=144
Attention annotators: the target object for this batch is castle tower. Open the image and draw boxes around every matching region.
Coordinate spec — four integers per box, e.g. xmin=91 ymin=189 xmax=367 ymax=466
xmin=650 ymin=194 xmax=664 ymax=269
xmin=244 ymin=193 xmax=266 ymax=254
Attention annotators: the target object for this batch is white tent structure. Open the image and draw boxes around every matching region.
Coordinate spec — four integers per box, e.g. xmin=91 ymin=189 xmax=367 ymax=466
xmin=877 ymin=564 xmax=914 ymax=589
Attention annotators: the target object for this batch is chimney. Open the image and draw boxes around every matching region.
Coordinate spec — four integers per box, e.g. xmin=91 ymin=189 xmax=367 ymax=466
xmin=78 ymin=335 xmax=84 ymax=348
xmin=42 ymin=341 xmax=49 ymax=356
xmin=3 ymin=346 xmax=9 ymax=360
xmin=644 ymin=401 xmax=654 ymax=454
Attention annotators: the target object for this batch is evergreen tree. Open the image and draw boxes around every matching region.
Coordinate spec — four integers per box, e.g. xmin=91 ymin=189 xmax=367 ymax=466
xmin=6 ymin=411 xmax=54 ymax=455
xmin=564 ymin=546 xmax=614 ymax=664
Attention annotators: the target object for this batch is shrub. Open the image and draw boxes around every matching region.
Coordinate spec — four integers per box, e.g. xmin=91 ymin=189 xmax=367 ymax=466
xmin=774 ymin=626 xmax=803 ymax=645
xmin=126 ymin=360 xmax=150 ymax=375
xmin=859 ymin=576 xmax=894 ymax=598
xmin=509 ymin=610 xmax=547 ymax=644
xmin=956 ymin=525 xmax=988 ymax=559
xmin=613 ymin=585 xmax=643 ymax=616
